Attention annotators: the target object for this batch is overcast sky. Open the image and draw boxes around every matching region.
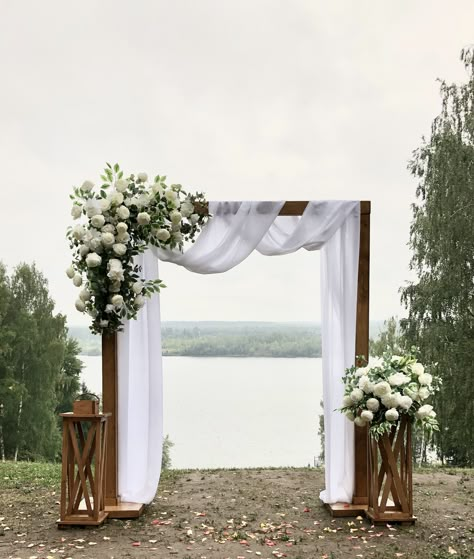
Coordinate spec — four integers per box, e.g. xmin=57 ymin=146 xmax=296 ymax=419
xmin=0 ymin=1 xmax=473 ymax=326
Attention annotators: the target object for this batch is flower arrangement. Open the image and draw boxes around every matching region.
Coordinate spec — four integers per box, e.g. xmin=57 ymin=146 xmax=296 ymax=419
xmin=339 ymin=351 xmax=440 ymax=438
xmin=66 ymin=163 xmax=209 ymax=334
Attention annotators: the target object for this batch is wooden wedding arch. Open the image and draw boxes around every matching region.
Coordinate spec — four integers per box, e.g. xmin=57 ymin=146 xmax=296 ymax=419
xmin=100 ymin=200 xmax=371 ymax=518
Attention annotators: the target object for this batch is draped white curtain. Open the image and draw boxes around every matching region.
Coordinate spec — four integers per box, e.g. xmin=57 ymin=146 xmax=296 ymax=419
xmin=117 ymin=200 xmax=360 ymax=504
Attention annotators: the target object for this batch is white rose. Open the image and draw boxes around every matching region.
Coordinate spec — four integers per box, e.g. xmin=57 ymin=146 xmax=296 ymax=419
xmin=411 ymin=362 xmax=424 ymax=376
xmin=91 ymin=214 xmax=105 ymax=228
xmin=190 ymin=213 xmax=199 ymax=225
xmin=354 ymin=416 xmax=368 ymax=427
xmin=111 ymin=294 xmax=124 ymax=308
xmin=373 ymin=381 xmax=391 ymax=398
xmin=99 ymin=319 xmax=109 ymax=328
xmin=72 ymin=225 xmax=86 ymax=240
xmin=72 ymin=274 xmax=83 ymax=287
xmin=165 ymin=189 xmax=178 ymax=203
xmin=137 ymin=172 xmax=148 ymax=182
xmin=79 ymin=289 xmax=91 ymax=302
xmin=137 ymin=193 xmax=151 ymax=207
xmin=350 ymin=388 xmax=364 ymax=403
xmin=418 ymin=386 xmax=430 ymax=400
xmin=100 ymin=197 xmax=111 ymax=211
xmin=132 ymin=281 xmax=144 ymax=294
xmin=117 ymin=206 xmax=130 ymax=219
xmin=345 ymin=411 xmax=355 ymax=421
xmin=134 ymin=294 xmax=145 ymax=308
xmin=429 ymin=410 xmax=437 ymax=418
xmin=86 ymin=252 xmax=102 ymax=268
xmin=107 ymin=259 xmax=124 ymax=282
xmin=124 ymin=197 xmax=133 ymax=207
xmin=71 ymin=205 xmax=82 ymax=219
xmin=66 ymin=265 xmax=75 ymax=279
xmin=388 ymin=372 xmax=411 ymax=387
xmin=137 ymin=212 xmax=151 ymax=225
xmin=88 ymin=308 xmax=98 ymax=318
xmin=152 ymin=183 xmax=163 ymax=196
xmin=101 ymin=232 xmax=115 ymax=247
xmin=155 ymin=228 xmax=171 ymax=242
xmin=116 ymin=232 xmax=130 ymax=243
xmin=355 ymin=366 xmax=369 ymax=377
xmin=360 ymin=410 xmax=373 ymax=422
xmin=85 ymin=198 xmax=102 ymax=218
xmin=342 ymin=395 xmax=353 ymax=407
xmin=115 ymin=178 xmax=128 ymax=192
xmin=105 ymin=304 xmax=115 ymax=313
xmin=102 ymin=223 xmax=115 ymax=234
xmin=358 ymin=375 xmax=374 ymax=394
xmin=180 ymin=200 xmax=194 ymax=217
xmin=399 ymin=395 xmax=413 ymax=410
xmin=385 ymin=408 xmax=399 ymax=422
xmin=419 ymin=373 xmax=433 ymax=386
xmin=116 ymin=222 xmax=128 ymax=234
xmin=79 ymin=245 xmax=90 ymax=257
xmin=366 ymin=398 xmax=380 ymax=412
xmin=170 ymin=210 xmax=182 ymax=225
xmin=90 ymin=237 xmax=102 ymax=252
xmin=416 ymin=404 xmax=434 ymax=419
xmin=112 ymin=243 xmax=127 ymax=256
xmin=109 ymin=191 xmax=124 ymax=206
xmin=382 ymin=392 xmax=401 ymax=409
xmin=75 ymin=299 xmax=86 ymax=312
xmin=368 ymin=357 xmax=384 ymax=369
xmin=81 ymin=180 xmax=94 ymax=191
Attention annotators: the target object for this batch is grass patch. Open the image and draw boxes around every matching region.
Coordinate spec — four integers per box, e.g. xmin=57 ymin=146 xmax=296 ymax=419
xmin=0 ymin=460 xmax=61 ymax=490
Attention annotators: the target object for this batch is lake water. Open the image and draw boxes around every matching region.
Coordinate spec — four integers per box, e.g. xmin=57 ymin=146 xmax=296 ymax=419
xmin=80 ymin=355 xmax=323 ymax=469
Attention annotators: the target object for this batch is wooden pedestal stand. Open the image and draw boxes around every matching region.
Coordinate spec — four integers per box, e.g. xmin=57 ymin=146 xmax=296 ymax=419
xmin=58 ymin=405 xmax=110 ymax=527
xmin=366 ymin=415 xmax=415 ymax=525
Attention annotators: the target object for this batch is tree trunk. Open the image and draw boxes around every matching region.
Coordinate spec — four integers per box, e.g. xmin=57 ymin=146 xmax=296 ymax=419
xmin=0 ymin=404 xmax=5 ymax=462
xmin=13 ymin=394 xmax=23 ymax=462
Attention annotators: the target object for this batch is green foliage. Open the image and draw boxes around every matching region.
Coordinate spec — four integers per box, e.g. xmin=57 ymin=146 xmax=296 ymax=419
xmin=401 ymin=49 xmax=474 ymax=466
xmin=369 ymin=316 xmax=406 ymax=357
xmin=0 ymin=262 xmax=83 ymax=461
xmin=161 ymin=434 xmax=174 ymax=470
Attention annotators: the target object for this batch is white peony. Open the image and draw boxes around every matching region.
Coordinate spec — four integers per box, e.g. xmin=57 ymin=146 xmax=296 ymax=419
xmin=109 ymin=191 xmax=124 ymax=206
xmin=137 ymin=212 xmax=151 ymax=225
xmin=79 ymin=289 xmax=91 ymax=302
xmin=75 ymin=299 xmax=86 ymax=312
xmin=71 ymin=205 xmax=82 ymax=219
xmin=102 ymin=224 xmax=115 ymax=234
xmin=72 ymin=225 xmax=86 ymax=241
xmin=382 ymin=392 xmax=401 ymax=409
xmin=368 ymin=357 xmax=384 ymax=369
xmin=85 ymin=198 xmax=102 ymax=218
xmin=86 ymin=253 xmax=102 ymax=268
xmin=180 ymin=200 xmax=194 ymax=217
xmin=155 ymin=228 xmax=170 ymax=242
xmin=66 ymin=265 xmax=75 ymax=279
xmin=134 ymin=294 xmax=145 ymax=308
xmin=415 ymin=404 xmax=433 ymax=419
xmin=385 ymin=408 xmax=399 ymax=422
xmin=360 ymin=410 xmax=374 ymax=422
xmin=115 ymin=178 xmax=128 ymax=192
xmin=101 ymin=232 xmax=115 ymax=247
xmin=112 ymin=243 xmax=127 ymax=256
xmin=137 ymin=193 xmax=151 ymax=207
xmin=116 ymin=222 xmax=128 ymax=234
xmin=366 ymin=398 xmax=380 ymax=412
xmin=116 ymin=232 xmax=130 ymax=243
xmin=419 ymin=373 xmax=433 ymax=386
xmin=388 ymin=372 xmax=411 ymax=386
xmin=132 ymin=281 xmax=144 ymax=294
xmin=100 ymin=198 xmax=111 ymax=211
xmin=399 ymin=395 xmax=413 ymax=410
xmin=411 ymin=362 xmax=424 ymax=376
xmin=342 ymin=395 xmax=353 ymax=407
xmin=358 ymin=375 xmax=374 ymax=395
xmin=91 ymin=214 xmax=105 ymax=228
xmin=350 ymin=388 xmax=364 ymax=403
xmin=355 ymin=366 xmax=369 ymax=377
xmin=170 ymin=210 xmax=182 ymax=225
xmin=90 ymin=237 xmax=102 ymax=252
xmin=190 ymin=213 xmax=199 ymax=225
xmin=418 ymin=386 xmax=430 ymax=400
xmin=72 ymin=274 xmax=83 ymax=287
xmin=172 ymin=232 xmax=183 ymax=243
xmin=373 ymin=381 xmax=391 ymax=398
xmin=81 ymin=180 xmax=94 ymax=191
xmin=165 ymin=189 xmax=178 ymax=203
xmin=107 ymin=259 xmax=124 ymax=282
xmin=354 ymin=416 xmax=368 ymax=427
xmin=116 ymin=205 xmax=130 ymax=220
xmin=111 ymin=294 xmax=124 ymax=308
xmin=137 ymin=172 xmax=148 ymax=182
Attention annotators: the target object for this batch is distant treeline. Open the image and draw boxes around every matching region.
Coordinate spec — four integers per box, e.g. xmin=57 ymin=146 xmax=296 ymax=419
xmin=69 ymin=321 xmax=384 ymax=358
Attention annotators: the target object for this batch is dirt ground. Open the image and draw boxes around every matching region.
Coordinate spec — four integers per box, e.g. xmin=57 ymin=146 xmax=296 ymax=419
xmin=1 ymin=467 xmax=473 ymax=559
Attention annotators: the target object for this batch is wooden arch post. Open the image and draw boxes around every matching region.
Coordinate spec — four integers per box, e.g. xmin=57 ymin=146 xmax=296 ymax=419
xmin=101 ymin=201 xmax=370 ymax=518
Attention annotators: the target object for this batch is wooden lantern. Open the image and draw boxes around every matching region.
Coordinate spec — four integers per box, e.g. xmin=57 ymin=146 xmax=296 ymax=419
xmin=366 ymin=414 xmax=415 ymax=524
xmin=58 ymin=401 xmax=111 ymax=527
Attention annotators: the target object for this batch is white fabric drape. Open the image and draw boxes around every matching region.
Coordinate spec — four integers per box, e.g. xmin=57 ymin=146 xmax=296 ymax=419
xmin=117 ymin=200 xmax=360 ymax=504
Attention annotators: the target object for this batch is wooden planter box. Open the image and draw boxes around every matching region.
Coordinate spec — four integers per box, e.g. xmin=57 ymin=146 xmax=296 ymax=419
xmin=366 ymin=414 xmax=415 ymax=524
